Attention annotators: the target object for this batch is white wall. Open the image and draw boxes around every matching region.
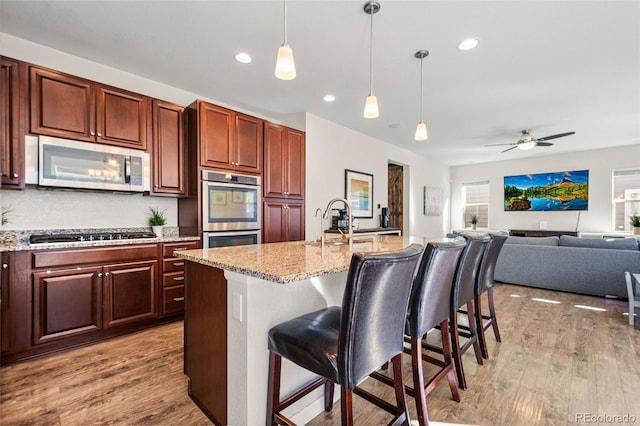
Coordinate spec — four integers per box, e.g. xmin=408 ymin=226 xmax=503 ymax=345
xmin=305 ymin=114 xmax=450 ymax=241
xmin=450 ymin=144 xmax=640 ymax=233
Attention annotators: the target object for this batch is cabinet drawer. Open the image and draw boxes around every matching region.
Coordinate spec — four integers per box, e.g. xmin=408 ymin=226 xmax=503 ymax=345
xmin=163 ymin=271 xmax=185 ymax=287
xmin=163 ymin=258 xmax=186 ymax=273
xmin=163 ymin=285 xmax=184 ymax=315
xmin=32 ymin=244 xmax=157 ymax=269
xmin=163 ymin=241 xmax=200 ymax=258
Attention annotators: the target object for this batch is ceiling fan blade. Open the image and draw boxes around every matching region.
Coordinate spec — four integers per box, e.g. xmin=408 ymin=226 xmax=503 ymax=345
xmin=501 ymin=146 xmax=518 ymax=153
xmin=535 ymin=131 xmax=575 ymax=142
xmin=484 ymin=142 xmax=516 ymax=147
xmin=535 ymin=142 xmax=554 ymax=147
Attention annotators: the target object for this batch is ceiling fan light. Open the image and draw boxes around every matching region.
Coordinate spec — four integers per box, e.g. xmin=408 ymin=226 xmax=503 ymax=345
xmin=275 ymin=44 xmax=296 ymax=80
xmin=364 ymin=94 xmax=379 ymax=118
xmin=415 ymin=122 xmax=428 ymax=140
xmin=518 ymin=141 xmax=536 ymax=150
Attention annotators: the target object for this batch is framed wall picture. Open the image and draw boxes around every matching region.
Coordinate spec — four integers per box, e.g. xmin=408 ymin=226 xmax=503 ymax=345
xmin=345 ymin=169 xmax=373 ymax=218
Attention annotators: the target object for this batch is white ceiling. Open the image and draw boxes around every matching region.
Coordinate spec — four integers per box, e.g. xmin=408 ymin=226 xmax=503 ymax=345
xmin=2 ymin=0 xmax=639 ymax=166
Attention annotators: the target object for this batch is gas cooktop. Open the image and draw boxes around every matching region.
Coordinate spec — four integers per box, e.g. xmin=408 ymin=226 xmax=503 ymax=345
xmin=29 ymin=231 xmax=158 ymax=244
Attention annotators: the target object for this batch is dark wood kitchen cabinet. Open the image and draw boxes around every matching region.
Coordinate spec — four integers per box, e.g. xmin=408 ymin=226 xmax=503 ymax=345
xmin=151 ymin=99 xmax=186 ymax=196
xmin=263 ymin=200 xmax=304 ymax=243
xmin=263 ymin=123 xmax=305 ymax=199
xmin=196 ymin=101 xmax=263 ymax=174
xmin=160 ymin=240 xmax=200 ymax=316
xmin=1 ymin=252 xmax=29 ymax=360
xmin=1 ymin=57 xmax=27 ymax=189
xmin=32 ymin=266 xmax=103 ymax=344
xmin=1 ymin=253 xmax=11 ymax=355
xmin=30 ymin=244 xmax=157 ymax=346
xmin=102 ymin=260 xmax=157 ymax=328
xmin=30 ymin=66 xmax=150 ymax=150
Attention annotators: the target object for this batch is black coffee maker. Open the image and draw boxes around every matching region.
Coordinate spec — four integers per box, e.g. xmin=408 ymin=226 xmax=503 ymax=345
xmin=331 ymin=209 xmax=350 ymax=230
xmin=380 ymin=207 xmax=390 ymax=228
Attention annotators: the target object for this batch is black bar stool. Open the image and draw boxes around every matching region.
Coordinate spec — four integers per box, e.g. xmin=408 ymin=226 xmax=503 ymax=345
xmin=474 ymin=234 xmax=508 ymax=359
xmin=266 ymin=244 xmax=424 ymax=426
xmin=371 ymin=240 xmax=467 ymax=425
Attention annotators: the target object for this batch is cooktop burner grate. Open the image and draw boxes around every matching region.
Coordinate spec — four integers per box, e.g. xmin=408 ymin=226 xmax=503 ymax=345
xmin=29 ymin=232 xmax=158 ymax=244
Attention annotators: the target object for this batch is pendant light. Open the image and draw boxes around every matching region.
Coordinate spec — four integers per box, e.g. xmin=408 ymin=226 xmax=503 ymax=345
xmin=414 ymin=50 xmax=429 ymax=140
xmin=275 ymin=0 xmax=296 ymax=80
xmin=363 ymin=1 xmax=380 ymax=118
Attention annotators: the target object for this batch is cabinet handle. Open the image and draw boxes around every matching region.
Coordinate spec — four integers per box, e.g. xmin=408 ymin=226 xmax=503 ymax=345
xmin=174 ymin=247 xmax=188 ymax=251
xmin=2 ymin=264 xmax=7 ymax=269
xmin=12 ymin=173 xmax=18 ymax=179
xmin=97 ymin=272 xmax=103 ymax=277
xmin=155 ymin=184 xmax=159 ymax=188
xmin=173 ymin=276 xmax=185 ymax=281
xmin=104 ymin=272 xmax=110 ymax=276
xmin=173 ymin=297 xmax=185 ymax=302
xmin=173 ymin=262 xmax=184 ymax=267
xmin=97 ymin=132 xmax=102 ymax=137
xmin=90 ymin=131 xmax=95 ymax=136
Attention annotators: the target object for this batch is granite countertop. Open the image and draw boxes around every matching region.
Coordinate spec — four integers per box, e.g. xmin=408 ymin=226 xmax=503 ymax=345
xmin=174 ymin=235 xmax=449 ymax=284
xmin=0 ymin=227 xmax=200 ymax=252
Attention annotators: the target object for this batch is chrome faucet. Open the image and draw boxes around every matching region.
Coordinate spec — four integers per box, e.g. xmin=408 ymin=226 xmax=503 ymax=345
xmin=321 ymin=197 xmax=353 ymax=246
xmin=314 ymin=208 xmax=324 ymax=242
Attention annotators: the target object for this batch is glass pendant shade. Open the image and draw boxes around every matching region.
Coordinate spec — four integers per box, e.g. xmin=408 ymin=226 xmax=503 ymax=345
xmin=363 ymin=95 xmax=379 ymax=118
xmin=275 ymin=44 xmax=296 ymax=80
xmin=415 ymin=122 xmax=428 ymax=140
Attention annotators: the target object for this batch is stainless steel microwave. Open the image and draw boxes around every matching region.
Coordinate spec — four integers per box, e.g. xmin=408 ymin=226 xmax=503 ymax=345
xmin=30 ymin=136 xmax=150 ymax=192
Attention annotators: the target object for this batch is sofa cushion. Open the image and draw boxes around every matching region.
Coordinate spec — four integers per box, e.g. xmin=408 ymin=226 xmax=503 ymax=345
xmin=559 ymin=235 xmax=639 ymax=251
xmin=505 ymin=236 xmax=559 ymax=246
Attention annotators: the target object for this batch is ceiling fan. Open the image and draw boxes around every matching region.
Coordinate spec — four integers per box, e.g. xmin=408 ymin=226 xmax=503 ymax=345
xmin=485 ymin=129 xmax=576 ymax=153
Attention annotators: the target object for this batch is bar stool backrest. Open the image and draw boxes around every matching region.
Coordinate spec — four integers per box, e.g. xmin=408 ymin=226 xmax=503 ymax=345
xmin=407 ymin=241 xmax=467 ymax=339
xmin=453 ymin=236 xmax=490 ymax=310
xmin=338 ymin=243 xmax=424 ymax=389
xmin=476 ymin=235 xmax=508 ymax=295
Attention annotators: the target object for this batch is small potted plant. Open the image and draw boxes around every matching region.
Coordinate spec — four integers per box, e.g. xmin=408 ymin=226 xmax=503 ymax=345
xmin=148 ymin=207 xmax=167 ymax=237
xmin=631 ymin=214 xmax=640 ymax=235
xmin=470 ymin=215 xmax=479 ymax=230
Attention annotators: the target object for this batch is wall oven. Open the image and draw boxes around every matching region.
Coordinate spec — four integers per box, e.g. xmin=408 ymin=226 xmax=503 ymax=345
xmin=201 ymin=170 xmax=261 ymax=247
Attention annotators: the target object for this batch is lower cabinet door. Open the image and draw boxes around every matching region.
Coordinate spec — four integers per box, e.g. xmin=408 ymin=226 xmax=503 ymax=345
xmin=32 ymin=266 xmax=103 ymax=344
xmin=103 ymin=261 xmax=157 ymax=328
xmin=163 ymin=285 xmax=185 ymax=316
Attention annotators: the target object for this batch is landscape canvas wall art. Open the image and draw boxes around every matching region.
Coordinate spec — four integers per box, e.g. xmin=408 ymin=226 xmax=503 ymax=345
xmin=504 ymin=170 xmax=589 ymax=211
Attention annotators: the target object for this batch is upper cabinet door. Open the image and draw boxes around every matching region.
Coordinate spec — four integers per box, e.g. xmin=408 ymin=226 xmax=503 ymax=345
xmin=199 ymin=102 xmax=234 ymax=170
xmin=1 ymin=57 xmax=26 ymax=189
xmin=263 ymin=122 xmax=305 ymax=199
xmin=234 ymin=113 xmax=263 ymax=174
xmin=263 ymin=122 xmax=286 ymax=198
xmin=96 ymin=85 xmax=149 ymax=150
xmin=29 ymin=66 xmax=149 ymax=150
xmin=152 ymin=99 xmax=185 ymax=196
xmin=285 ymin=128 xmax=305 ymax=199
xmin=30 ymin=66 xmax=96 ymax=143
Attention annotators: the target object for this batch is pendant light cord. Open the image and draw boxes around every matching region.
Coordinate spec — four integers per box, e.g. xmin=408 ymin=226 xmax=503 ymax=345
xmin=283 ymin=0 xmax=288 ymax=45
xmin=419 ymin=57 xmax=424 ymax=121
xmin=369 ymin=7 xmax=374 ymax=95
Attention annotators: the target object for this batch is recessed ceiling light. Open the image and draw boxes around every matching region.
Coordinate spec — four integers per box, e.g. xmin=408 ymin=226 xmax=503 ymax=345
xmin=323 ymin=94 xmax=336 ymax=102
xmin=235 ymin=52 xmax=253 ymax=64
xmin=457 ymin=38 xmax=479 ymax=51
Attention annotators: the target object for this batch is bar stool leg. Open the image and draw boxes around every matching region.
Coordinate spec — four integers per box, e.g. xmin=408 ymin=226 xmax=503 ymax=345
xmin=466 ymin=302 xmax=484 ymax=365
xmin=487 ymin=287 xmax=502 ymax=342
xmin=340 ymin=388 xmax=354 ymax=426
xmin=475 ymin=293 xmax=489 ymax=359
xmin=324 ymin=380 xmax=334 ymax=412
xmin=266 ymin=351 xmax=281 ymax=426
xmin=391 ymin=353 xmax=410 ymax=424
xmin=439 ymin=320 xmax=460 ymax=402
xmin=411 ymin=337 xmax=430 ymax=426
xmin=449 ymin=310 xmax=466 ymax=390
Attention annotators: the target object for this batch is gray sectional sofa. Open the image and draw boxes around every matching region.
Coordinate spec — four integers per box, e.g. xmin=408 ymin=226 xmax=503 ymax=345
xmin=494 ymin=235 xmax=640 ymax=298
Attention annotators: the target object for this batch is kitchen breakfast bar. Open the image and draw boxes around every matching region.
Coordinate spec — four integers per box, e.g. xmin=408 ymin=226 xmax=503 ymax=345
xmin=174 ymin=235 xmax=424 ymax=425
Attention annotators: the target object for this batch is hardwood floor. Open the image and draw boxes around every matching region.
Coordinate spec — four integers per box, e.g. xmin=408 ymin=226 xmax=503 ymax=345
xmin=1 ymin=284 xmax=638 ymax=425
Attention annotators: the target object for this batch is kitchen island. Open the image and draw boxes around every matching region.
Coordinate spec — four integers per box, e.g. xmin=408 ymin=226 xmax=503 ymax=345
xmin=175 ymin=235 xmax=429 ymax=425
